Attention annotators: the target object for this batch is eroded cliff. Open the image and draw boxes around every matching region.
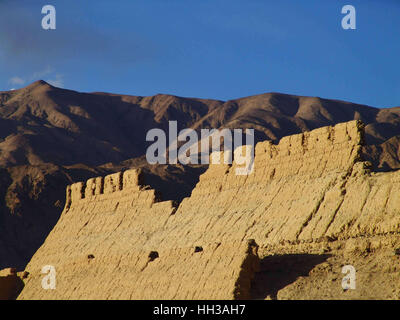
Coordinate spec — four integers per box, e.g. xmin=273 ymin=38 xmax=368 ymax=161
xmin=18 ymin=120 xmax=400 ymax=299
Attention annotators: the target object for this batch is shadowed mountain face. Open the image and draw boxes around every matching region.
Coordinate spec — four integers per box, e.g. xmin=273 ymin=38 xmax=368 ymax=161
xmin=0 ymin=80 xmax=399 ymax=270
xmin=0 ymin=80 xmax=221 ymax=167
xmin=1 ymin=81 xmax=400 ymax=168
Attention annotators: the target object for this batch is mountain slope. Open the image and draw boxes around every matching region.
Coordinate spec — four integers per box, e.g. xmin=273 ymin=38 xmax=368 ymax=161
xmin=0 ymin=81 xmax=222 ymax=167
xmin=0 ymin=80 xmax=399 ymax=270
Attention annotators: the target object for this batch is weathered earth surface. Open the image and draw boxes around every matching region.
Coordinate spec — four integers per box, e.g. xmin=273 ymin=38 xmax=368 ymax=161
xmin=17 ymin=120 xmax=400 ymax=299
xmin=1 ymin=81 xmax=400 ymax=272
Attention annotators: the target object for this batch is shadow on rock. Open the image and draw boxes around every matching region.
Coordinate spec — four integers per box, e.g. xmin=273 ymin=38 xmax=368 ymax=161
xmin=0 ymin=274 xmax=25 ymax=300
xmin=250 ymin=253 xmax=331 ymax=300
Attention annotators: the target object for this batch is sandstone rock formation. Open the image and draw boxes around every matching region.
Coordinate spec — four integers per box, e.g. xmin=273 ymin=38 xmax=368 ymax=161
xmin=18 ymin=120 xmax=400 ymax=299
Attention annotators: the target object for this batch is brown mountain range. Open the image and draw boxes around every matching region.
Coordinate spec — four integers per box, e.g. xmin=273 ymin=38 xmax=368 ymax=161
xmin=0 ymin=80 xmax=399 ymax=270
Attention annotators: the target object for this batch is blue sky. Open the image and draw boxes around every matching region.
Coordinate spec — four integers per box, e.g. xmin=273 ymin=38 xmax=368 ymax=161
xmin=0 ymin=0 xmax=399 ymax=107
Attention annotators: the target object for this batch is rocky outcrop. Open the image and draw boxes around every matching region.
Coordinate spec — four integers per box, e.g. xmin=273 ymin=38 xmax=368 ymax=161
xmin=2 ymin=81 xmax=400 ymax=275
xmin=18 ymin=120 xmax=400 ymax=299
xmin=17 ymin=167 xmax=259 ymax=299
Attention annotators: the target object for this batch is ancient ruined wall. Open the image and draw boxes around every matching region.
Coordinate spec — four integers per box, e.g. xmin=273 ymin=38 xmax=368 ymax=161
xmin=146 ymin=120 xmax=390 ymax=249
xmin=18 ymin=169 xmax=259 ymax=299
xmin=19 ymin=240 xmax=259 ymax=300
xmin=18 ymin=120 xmax=400 ymax=299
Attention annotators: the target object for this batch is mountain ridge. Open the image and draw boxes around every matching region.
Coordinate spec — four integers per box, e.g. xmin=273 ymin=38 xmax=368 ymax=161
xmin=0 ymin=80 xmax=399 ymax=271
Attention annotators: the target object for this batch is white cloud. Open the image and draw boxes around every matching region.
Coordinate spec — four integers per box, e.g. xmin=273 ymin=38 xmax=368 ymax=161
xmin=31 ymin=66 xmax=53 ymax=80
xmin=46 ymin=74 xmax=64 ymax=88
xmin=8 ymin=67 xmax=65 ymax=88
xmin=9 ymin=76 xmax=25 ymax=85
